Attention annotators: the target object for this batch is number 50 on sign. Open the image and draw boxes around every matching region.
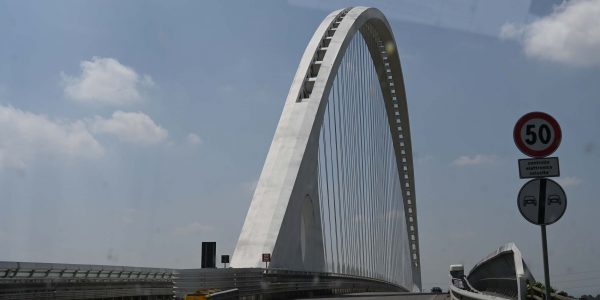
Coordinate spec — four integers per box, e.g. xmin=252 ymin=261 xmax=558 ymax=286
xmin=513 ymin=112 xmax=562 ymax=158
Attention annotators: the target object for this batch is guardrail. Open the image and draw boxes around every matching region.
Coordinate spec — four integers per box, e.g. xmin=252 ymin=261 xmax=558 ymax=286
xmin=1 ymin=261 xmax=406 ymax=299
xmin=175 ymin=268 xmax=407 ymax=299
xmin=449 ymin=280 xmax=509 ymax=300
xmin=449 ymin=264 xmax=512 ymax=300
xmin=0 ymin=261 xmax=176 ymax=300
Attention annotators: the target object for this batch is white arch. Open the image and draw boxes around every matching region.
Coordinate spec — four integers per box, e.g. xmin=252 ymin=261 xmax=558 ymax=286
xmin=231 ymin=7 xmax=420 ymax=290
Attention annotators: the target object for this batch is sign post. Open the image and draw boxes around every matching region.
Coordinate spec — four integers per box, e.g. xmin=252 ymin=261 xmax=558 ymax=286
xmin=514 ymin=112 xmax=565 ymax=300
xmin=541 ymin=225 xmax=550 ymax=300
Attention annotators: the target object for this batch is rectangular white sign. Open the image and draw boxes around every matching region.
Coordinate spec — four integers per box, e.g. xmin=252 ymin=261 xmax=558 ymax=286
xmin=518 ymin=157 xmax=560 ymax=179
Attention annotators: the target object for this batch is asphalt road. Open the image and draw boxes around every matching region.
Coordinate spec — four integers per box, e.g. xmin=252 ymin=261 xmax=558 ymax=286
xmin=299 ymin=292 xmax=451 ymax=300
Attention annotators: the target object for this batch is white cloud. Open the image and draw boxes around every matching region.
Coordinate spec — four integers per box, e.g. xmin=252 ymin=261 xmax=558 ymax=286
xmin=62 ymin=57 xmax=154 ymax=106
xmin=556 ymin=176 xmax=583 ymax=188
xmin=173 ymin=222 xmax=213 ymax=236
xmin=452 ymin=154 xmax=497 ymax=167
xmin=500 ymin=0 xmax=600 ymax=66
xmin=90 ymin=111 xmax=168 ymax=145
xmin=0 ymin=105 xmax=104 ymax=169
xmin=187 ymin=133 xmax=202 ymax=145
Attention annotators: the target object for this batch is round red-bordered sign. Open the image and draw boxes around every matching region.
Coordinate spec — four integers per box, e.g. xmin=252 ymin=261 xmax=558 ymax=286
xmin=513 ymin=112 xmax=561 ymax=157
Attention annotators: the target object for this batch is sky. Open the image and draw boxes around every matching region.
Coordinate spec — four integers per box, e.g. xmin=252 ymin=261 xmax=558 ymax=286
xmin=1 ymin=0 xmax=600 ymax=296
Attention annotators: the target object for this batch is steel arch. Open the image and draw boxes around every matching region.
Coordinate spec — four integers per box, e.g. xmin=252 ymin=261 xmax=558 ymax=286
xmin=231 ymin=7 xmax=421 ymax=290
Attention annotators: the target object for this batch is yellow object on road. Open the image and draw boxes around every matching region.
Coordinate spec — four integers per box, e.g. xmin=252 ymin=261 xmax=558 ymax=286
xmin=184 ymin=289 xmax=220 ymax=300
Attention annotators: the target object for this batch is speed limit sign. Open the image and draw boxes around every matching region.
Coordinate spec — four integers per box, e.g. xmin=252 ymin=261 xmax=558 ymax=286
xmin=513 ymin=112 xmax=562 ymax=157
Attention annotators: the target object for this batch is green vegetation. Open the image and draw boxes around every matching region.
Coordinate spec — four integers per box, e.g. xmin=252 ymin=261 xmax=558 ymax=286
xmin=527 ymin=281 xmax=577 ymax=300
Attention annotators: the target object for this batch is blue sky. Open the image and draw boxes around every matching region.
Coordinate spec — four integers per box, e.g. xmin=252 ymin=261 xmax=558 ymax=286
xmin=1 ymin=0 xmax=600 ymax=296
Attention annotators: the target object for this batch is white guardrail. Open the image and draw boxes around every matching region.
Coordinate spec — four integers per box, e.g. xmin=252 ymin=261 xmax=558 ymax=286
xmin=449 ymin=280 xmax=511 ymax=300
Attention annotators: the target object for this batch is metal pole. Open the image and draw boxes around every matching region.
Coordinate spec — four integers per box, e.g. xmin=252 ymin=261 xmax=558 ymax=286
xmin=541 ymin=225 xmax=551 ymax=300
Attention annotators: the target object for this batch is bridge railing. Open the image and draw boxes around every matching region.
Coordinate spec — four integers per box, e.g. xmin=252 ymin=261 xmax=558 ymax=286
xmin=174 ymin=268 xmax=407 ymax=299
xmin=449 ymin=267 xmax=511 ymax=300
xmin=0 ymin=261 xmax=176 ymax=299
xmin=449 ymin=279 xmax=507 ymax=300
xmin=0 ymin=261 xmax=175 ymax=281
xmin=1 ymin=261 xmax=406 ymax=299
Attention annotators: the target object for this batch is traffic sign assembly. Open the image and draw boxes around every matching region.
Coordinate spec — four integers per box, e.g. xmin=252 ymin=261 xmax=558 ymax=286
xmin=514 ymin=111 xmax=565 ymax=300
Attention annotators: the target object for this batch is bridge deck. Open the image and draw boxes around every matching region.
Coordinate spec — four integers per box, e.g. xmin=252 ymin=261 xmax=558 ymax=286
xmin=299 ymin=292 xmax=450 ymax=300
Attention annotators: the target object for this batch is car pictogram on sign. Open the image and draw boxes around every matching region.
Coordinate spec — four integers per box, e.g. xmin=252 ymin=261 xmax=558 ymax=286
xmin=547 ymin=195 xmax=561 ymax=205
xmin=523 ymin=196 xmax=537 ymax=207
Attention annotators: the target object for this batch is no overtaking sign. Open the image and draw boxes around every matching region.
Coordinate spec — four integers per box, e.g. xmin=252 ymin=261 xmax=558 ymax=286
xmin=517 ymin=178 xmax=566 ymax=225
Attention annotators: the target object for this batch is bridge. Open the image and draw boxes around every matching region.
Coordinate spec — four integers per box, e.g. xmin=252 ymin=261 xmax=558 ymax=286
xmin=231 ymin=6 xmax=420 ymax=291
xmin=0 ymin=7 xmax=542 ymax=300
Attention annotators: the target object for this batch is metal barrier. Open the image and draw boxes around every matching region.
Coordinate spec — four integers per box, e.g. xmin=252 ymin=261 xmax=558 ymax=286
xmin=1 ymin=261 xmax=405 ymax=299
xmin=174 ymin=268 xmax=407 ymax=299
xmin=449 ymin=280 xmax=508 ymax=300
xmin=0 ymin=261 xmax=175 ymax=281
xmin=449 ymin=267 xmax=510 ymax=300
xmin=0 ymin=261 xmax=176 ymax=300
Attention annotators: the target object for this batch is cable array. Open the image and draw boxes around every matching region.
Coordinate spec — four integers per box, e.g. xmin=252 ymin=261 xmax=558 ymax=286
xmin=317 ymin=32 xmax=413 ymax=288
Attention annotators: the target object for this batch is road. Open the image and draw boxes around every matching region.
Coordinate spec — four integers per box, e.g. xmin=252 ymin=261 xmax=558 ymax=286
xmin=299 ymin=292 xmax=450 ymax=300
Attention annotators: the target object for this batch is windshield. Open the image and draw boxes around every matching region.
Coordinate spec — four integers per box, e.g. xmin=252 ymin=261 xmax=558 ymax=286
xmin=1 ymin=1 xmax=599 ymax=299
